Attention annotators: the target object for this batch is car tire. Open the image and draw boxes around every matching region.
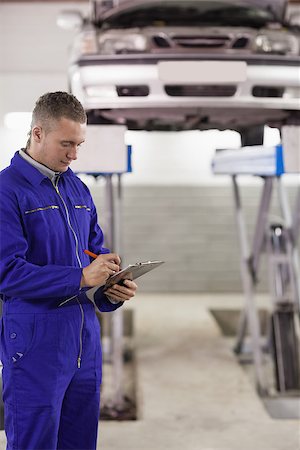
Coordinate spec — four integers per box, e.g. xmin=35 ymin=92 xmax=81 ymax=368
xmin=271 ymin=310 xmax=300 ymax=392
xmin=240 ymin=125 xmax=264 ymax=146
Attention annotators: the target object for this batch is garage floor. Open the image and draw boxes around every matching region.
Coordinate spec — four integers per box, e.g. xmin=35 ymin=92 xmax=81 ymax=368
xmin=0 ymin=293 xmax=299 ymax=450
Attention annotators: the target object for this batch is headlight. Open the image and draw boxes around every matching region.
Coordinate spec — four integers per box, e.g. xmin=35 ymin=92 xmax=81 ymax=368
xmin=72 ymin=29 xmax=98 ymax=59
xmin=98 ymin=33 xmax=148 ymax=54
xmin=255 ymin=32 xmax=299 ymax=55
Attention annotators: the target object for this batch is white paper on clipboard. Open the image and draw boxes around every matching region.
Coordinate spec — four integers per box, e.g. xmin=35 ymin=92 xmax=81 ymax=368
xmin=103 ymin=260 xmax=164 ymax=290
xmin=86 ymin=260 xmax=164 ymax=301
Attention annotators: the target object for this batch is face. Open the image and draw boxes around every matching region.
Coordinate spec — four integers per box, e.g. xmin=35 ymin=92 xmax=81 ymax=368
xmin=30 ymin=116 xmax=86 ymax=172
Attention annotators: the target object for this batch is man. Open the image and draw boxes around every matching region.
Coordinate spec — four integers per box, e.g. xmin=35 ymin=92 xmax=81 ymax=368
xmin=0 ymin=91 xmax=137 ymax=449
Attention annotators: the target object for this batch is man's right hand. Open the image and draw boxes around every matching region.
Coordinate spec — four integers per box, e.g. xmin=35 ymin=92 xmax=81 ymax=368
xmin=80 ymin=253 xmax=121 ymax=288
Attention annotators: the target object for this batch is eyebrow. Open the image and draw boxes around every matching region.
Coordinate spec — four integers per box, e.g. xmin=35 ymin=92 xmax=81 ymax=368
xmin=61 ymin=140 xmax=85 ymax=145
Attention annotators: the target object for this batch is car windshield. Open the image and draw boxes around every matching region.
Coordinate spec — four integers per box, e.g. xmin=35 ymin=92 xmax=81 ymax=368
xmin=100 ymin=1 xmax=276 ymax=29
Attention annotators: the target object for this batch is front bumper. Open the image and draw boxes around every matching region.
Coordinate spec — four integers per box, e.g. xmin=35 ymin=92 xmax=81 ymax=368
xmin=69 ymin=55 xmax=300 ymax=112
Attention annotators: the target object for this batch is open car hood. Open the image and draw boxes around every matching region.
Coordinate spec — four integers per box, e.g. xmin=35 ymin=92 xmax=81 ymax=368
xmin=97 ymin=0 xmax=288 ymax=23
xmin=246 ymin=0 xmax=287 ymax=21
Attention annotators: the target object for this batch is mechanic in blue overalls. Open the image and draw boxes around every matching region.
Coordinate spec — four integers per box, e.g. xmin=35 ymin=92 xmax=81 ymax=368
xmin=0 ymin=91 xmax=137 ymax=450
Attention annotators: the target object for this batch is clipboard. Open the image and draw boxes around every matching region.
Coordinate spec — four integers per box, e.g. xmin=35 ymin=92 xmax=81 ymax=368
xmin=103 ymin=260 xmax=164 ymax=291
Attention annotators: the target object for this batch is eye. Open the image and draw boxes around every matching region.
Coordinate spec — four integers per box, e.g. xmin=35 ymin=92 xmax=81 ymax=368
xmin=61 ymin=142 xmax=71 ymax=148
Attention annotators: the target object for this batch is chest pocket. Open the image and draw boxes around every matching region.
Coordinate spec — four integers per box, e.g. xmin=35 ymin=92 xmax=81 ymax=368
xmin=23 ymin=204 xmax=61 ymax=230
xmin=22 ymin=204 xmax=63 ymax=248
xmin=72 ymin=200 xmax=92 ymax=245
xmin=74 ymin=204 xmax=91 ymax=213
xmin=25 ymin=205 xmax=60 ymax=215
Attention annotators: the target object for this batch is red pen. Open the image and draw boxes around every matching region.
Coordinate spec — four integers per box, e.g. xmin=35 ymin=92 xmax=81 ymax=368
xmin=84 ymin=249 xmax=98 ymax=259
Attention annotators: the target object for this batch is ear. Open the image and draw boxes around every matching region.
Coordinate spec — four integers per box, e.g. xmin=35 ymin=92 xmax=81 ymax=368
xmin=32 ymin=126 xmax=43 ymax=143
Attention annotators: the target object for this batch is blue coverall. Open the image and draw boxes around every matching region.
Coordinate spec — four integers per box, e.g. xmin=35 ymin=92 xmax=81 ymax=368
xmin=0 ymin=151 xmax=123 ymax=450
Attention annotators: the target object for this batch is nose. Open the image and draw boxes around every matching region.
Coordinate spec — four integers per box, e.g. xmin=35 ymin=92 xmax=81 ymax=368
xmin=66 ymin=147 xmax=78 ymax=161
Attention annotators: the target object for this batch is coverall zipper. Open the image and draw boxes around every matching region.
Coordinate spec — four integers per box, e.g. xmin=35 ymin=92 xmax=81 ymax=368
xmin=53 ymin=176 xmax=85 ymax=369
xmin=54 ymin=176 xmax=82 ymax=268
xmin=76 ymin=299 xmax=84 ymax=368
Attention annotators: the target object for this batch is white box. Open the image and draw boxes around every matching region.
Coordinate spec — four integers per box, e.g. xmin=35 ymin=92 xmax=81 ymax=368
xmin=281 ymin=125 xmax=300 ymax=173
xmin=71 ymin=125 xmax=129 ymax=174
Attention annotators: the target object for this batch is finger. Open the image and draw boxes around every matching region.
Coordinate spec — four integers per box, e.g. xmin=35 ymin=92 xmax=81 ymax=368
xmin=107 ymin=269 xmax=119 ymax=278
xmin=101 ymin=253 xmax=121 ymax=265
xmin=106 ymin=262 xmax=120 ymax=272
xmin=106 ymin=290 xmax=128 ymax=301
xmin=112 ymin=283 xmax=131 ymax=292
xmin=92 ymin=258 xmax=119 ymax=274
xmin=109 ymin=285 xmax=135 ymax=298
xmin=123 ymin=280 xmax=137 ymax=289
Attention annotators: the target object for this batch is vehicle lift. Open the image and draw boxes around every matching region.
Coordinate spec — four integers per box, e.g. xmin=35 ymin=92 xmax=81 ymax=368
xmin=212 ymin=139 xmax=300 ymax=401
xmin=71 ymin=125 xmax=133 ymax=417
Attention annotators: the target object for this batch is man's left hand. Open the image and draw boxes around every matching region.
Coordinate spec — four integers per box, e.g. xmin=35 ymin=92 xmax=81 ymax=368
xmin=105 ymin=279 xmax=137 ymax=303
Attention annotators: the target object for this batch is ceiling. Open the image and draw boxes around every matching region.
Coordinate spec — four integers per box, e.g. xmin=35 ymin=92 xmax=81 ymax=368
xmin=0 ymin=0 xmax=299 ymax=3
xmin=0 ymin=0 xmax=85 ymax=3
xmin=0 ymin=0 xmax=86 ymax=3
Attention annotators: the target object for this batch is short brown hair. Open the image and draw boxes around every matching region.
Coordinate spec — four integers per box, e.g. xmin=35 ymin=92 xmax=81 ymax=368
xmin=26 ymin=91 xmax=86 ymax=147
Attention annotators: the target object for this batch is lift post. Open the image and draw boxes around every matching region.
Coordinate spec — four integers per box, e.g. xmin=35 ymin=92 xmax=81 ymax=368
xmin=103 ymin=173 xmax=125 ymax=410
xmin=212 ymin=141 xmax=300 ymax=398
xmin=71 ymin=125 xmax=132 ymax=415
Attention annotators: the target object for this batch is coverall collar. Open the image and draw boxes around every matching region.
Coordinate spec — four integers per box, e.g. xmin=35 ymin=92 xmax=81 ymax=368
xmin=11 ymin=151 xmax=75 ymax=187
xmin=19 ymin=148 xmax=60 ymax=182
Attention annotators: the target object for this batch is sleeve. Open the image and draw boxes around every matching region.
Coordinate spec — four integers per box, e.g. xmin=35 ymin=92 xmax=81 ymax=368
xmin=0 ymin=188 xmax=82 ymax=300
xmin=88 ymin=286 xmax=123 ymax=312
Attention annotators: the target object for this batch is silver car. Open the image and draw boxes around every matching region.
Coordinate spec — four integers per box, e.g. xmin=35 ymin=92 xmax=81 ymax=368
xmin=59 ymin=0 xmax=300 ymax=144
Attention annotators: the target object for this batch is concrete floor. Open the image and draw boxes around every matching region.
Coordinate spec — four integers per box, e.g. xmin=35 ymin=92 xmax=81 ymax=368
xmin=0 ymin=293 xmax=299 ymax=450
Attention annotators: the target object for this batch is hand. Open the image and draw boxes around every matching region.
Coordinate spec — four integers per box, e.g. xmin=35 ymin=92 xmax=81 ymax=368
xmin=105 ymin=279 xmax=137 ymax=302
xmin=80 ymin=253 xmax=121 ymax=288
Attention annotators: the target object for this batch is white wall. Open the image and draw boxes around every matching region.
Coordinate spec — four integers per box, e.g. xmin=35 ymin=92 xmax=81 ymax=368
xmin=0 ymin=2 xmax=89 ymax=116
xmin=0 ymin=1 xmax=88 ymax=169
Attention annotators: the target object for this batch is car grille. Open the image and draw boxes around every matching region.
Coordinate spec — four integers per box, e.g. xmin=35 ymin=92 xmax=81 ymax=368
xmin=152 ymin=34 xmax=249 ymax=49
xmin=171 ymin=35 xmax=231 ymax=48
xmin=165 ymin=85 xmax=237 ymax=97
